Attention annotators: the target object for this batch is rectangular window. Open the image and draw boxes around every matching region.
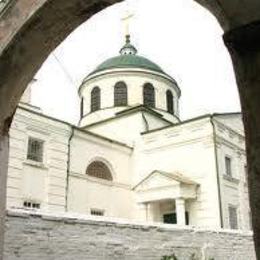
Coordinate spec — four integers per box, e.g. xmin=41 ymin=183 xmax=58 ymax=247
xmin=91 ymin=209 xmax=104 ymax=216
xmin=23 ymin=201 xmax=40 ymax=209
xmin=228 ymin=206 xmax=238 ymax=229
xmin=225 ymin=156 xmax=232 ymax=176
xmin=27 ymin=137 xmax=44 ymax=162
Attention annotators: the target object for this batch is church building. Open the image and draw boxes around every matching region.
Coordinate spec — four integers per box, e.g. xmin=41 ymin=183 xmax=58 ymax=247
xmin=6 ymin=35 xmax=251 ymax=230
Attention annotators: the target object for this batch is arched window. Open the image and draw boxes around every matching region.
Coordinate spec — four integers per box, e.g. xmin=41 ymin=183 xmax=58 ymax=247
xmin=86 ymin=161 xmax=113 ymax=181
xmin=91 ymin=87 xmax=100 ymax=112
xmin=143 ymin=83 xmax=155 ymax=108
xmin=114 ymin=81 xmax=128 ymax=106
xmin=166 ymin=90 xmax=174 ymax=114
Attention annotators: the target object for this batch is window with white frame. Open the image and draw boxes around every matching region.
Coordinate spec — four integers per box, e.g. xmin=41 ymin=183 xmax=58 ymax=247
xmin=225 ymin=156 xmax=232 ymax=176
xmin=228 ymin=205 xmax=238 ymax=229
xmin=23 ymin=201 xmax=41 ymax=210
xmin=27 ymin=137 xmax=44 ymax=162
xmin=91 ymin=209 xmax=104 ymax=216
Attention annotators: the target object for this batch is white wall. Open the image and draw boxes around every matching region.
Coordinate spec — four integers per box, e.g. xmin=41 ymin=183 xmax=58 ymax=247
xmin=7 ymin=106 xmax=71 ymax=212
xmin=85 ymin=110 xmax=170 ymax=146
xmin=69 ymin=129 xmax=133 ymax=184
xmin=138 ymin=117 xmax=221 ymax=228
xmin=67 ymin=129 xmax=134 ymax=218
xmin=7 ymin=107 xmax=250 ymax=231
xmin=214 ymin=116 xmax=250 ymax=230
xmin=68 ymin=175 xmax=135 ymax=219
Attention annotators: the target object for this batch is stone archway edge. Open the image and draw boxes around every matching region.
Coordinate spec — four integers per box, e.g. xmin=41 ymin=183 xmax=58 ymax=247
xmin=1 ymin=0 xmax=260 ymax=259
xmin=0 ymin=0 xmax=123 ymax=135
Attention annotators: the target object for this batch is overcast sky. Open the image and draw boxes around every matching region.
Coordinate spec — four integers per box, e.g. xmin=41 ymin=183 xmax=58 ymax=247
xmin=31 ymin=0 xmax=240 ymax=125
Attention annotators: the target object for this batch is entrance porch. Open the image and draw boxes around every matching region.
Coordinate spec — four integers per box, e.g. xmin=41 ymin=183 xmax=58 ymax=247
xmin=134 ymin=170 xmax=199 ymax=226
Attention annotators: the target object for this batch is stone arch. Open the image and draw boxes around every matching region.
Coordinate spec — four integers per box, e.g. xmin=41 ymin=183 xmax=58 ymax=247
xmin=0 ymin=0 xmax=121 ymax=134
xmin=0 ymin=0 xmax=260 ymax=258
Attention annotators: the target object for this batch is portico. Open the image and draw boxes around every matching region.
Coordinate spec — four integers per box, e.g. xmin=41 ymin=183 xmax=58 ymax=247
xmin=134 ymin=170 xmax=198 ymax=226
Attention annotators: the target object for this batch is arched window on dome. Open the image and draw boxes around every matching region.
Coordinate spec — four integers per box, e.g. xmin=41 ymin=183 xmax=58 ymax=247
xmin=166 ymin=90 xmax=174 ymax=115
xmin=91 ymin=87 xmax=101 ymax=112
xmin=86 ymin=161 xmax=113 ymax=181
xmin=114 ymin=81 xmax=128 ymax=106
xmin=143 ymin=83 xmax=155 ymax=108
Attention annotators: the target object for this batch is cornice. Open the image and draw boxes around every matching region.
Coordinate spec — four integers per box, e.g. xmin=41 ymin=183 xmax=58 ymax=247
xmin=83 ymin=105 xmax=174 ymax=129
xmin=142 ymin=114 xmax=212 ymax=135
xmin=69 ymin=172 xmax=131 ymax=190
xmin=79 ymin=68 xmax=181 ymax=97
xmin=73 ymin=128 xmax=133 ymax=153
xmin=215 ymin=135 xmax=246 ymax=154
xmin=16 ymin=106 xmax=132 ymax=151
xmin=213 ymin=118 xmax=245 ymax=140
xmin=142 ymin=135 xmax=214 ymax=153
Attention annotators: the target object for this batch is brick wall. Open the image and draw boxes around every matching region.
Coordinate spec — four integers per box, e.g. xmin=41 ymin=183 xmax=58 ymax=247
xmin=3 ymin=210 xmax=256 ymax=260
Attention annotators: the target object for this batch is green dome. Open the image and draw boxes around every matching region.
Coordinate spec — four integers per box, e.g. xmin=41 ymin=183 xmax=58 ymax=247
xmin=82 ymin=36 xmax=180 ymax=97
xmin=89 ymin=54 xmax=166 ymax=76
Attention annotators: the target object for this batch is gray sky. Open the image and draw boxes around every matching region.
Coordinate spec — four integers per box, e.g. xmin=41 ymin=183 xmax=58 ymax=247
xmin=32 ymin=0 xmax=240 ymax=125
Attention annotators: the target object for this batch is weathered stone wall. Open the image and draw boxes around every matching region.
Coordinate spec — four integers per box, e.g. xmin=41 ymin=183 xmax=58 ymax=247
xmin=3 ymin=210 xmax=256 ymax=260
xmin=0 ymin=136 xmax=8 ymax=260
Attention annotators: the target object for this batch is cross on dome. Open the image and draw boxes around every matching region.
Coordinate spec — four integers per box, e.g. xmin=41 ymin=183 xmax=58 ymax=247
xmin=121 ymin=11 xmax=134 ymax=37
xmin=120 ymin=8 xmax=137 ymax=55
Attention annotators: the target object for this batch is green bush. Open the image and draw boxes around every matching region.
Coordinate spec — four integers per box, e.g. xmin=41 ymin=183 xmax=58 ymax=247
xmin=161 ymin=254 xmax=178 ymax=260
xmin=161 ymin=254 xmax=215 ymax=260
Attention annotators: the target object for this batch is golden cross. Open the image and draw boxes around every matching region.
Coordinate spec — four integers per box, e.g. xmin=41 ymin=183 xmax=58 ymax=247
xmin=121 ymin=11 xmax=134 ymax=36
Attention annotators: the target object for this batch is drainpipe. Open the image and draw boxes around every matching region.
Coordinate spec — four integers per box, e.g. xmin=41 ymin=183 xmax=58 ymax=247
xmin=65 ymin=127 xmax=74 ymax=212
xmin=210 ymin=116 xmax=224 ymax=228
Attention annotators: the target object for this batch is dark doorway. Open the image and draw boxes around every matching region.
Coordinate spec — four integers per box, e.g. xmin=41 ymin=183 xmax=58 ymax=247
xmin=163 ymin=213 xmax=177 ymax=224
xmin=163 ymin=212 xmax=189 ymax=225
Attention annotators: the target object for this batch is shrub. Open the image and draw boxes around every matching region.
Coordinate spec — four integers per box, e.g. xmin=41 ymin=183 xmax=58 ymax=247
xmin=161 ymin=254 xmax=215 ymax=260
xmin=161 ymin=254 xmax=178 ymax=260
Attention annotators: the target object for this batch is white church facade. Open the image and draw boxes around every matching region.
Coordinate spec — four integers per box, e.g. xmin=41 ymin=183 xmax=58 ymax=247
xmin=6 ymin=36 xmax=251 ymax=231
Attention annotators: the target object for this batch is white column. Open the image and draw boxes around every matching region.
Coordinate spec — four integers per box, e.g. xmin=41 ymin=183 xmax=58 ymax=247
xmin=147 ymin=203 xmax=153 ymax=222
xmin=148 ymin=202 xmax=160 ymax=222
xmin=137 ymin=203 xmax=147 ymax=222
xmin=176 ymin=198 xmax=186 ymax=226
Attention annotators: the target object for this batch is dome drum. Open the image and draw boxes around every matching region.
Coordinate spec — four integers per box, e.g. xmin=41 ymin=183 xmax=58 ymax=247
xmin=79 ymin=36 xmax=181 ymax=127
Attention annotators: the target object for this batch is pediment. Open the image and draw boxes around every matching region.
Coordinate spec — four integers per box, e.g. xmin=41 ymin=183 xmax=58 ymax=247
xmin=134 ymin=171 xmax=181 ymax=192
